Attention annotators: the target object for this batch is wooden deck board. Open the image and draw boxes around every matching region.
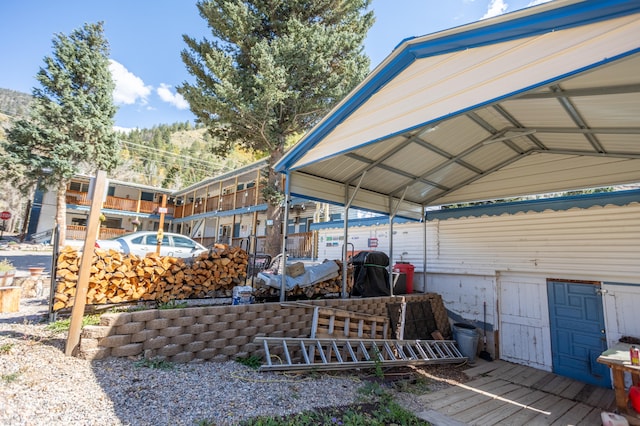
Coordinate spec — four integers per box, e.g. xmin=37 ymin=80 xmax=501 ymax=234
xmin=557 ymin=378 xmax=587 ymax=400
xmin=526 ymin=395 xmax=576 ymax=425
xmin=427 ymin=379 xmax=511 ymax=411
xmin=537 ymin=375 xmax=575 ymax=395
xmin=495 ymin=392 xmax=566 ymax=425
xmin=463 ymin=360 xmax=510 ymax=378
xmin=583 ymin=384 xmax=617 ymax=409
xmin=517 ymin=367 xmax=551 ymax=387
xmin=419 ymin=359 xmax=616 ymax=425
xmin=549 ymin=402 xmax=598 ymax=426
xmin=437 ymin=381 xmax=520 ymax=416
xmin=458 ymin=386 xmax=536 ymax=425
xmin=417 ymin=375 xmax=496 ymax=404
xmin=493 ymin=364 xmax=530 ymax=382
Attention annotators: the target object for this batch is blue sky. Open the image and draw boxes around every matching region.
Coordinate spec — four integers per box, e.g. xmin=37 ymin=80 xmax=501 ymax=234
xmin=0 ymin=0 xmax=550 ymax=130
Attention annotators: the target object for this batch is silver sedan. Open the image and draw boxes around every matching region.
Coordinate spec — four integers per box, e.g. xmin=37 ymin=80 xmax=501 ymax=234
xmin=95 ymin=231 xmax=208 ymax=259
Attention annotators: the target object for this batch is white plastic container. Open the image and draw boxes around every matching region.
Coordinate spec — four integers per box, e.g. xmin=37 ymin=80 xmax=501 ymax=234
xmin=232 ymin=286 xmax=254 ymax=305
xmin=601 ymin=411 xmax=629 ymax=426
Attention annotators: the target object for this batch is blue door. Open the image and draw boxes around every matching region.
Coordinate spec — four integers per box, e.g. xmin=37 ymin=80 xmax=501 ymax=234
xmin=547 ymin=280 xmax=610 ymax=387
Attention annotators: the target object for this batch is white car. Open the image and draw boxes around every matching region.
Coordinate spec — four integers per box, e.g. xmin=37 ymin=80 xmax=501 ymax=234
xmin=95 ymin=231 xmax=208 ymax=259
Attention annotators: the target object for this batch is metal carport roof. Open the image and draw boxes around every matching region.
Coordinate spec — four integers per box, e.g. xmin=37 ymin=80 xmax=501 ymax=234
xmin=275 ymin=0 xmax=640 ymax=220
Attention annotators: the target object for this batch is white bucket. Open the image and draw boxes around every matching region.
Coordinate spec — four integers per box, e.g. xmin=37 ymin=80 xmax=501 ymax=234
xmin=232 ymin=286 xmax=254 ymax=305
xmin=601 ymin=412 xmax=629 ymax=426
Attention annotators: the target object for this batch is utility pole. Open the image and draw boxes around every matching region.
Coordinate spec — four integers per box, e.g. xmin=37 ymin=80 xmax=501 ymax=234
xmin=66 ymin=170 xmax=106 ymax=356
xmin=156 ymin=194 xmax=167 ymax=255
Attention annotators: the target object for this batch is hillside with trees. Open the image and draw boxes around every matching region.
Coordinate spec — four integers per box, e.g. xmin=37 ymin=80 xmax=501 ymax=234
xmin=0 ymin=88 xmax=258 ymax=189
xmin=0 ymin=87 xmax=258 ymax=236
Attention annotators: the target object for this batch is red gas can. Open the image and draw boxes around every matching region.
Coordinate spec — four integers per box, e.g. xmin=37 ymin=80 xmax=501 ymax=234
xmin=629 ymin=385 xmax=640 ymax=413
xmin=393 ymin=262 xmax=415 ymax=294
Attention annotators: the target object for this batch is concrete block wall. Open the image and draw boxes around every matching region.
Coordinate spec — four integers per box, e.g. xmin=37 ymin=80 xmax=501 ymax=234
xmin=79 ymin=293 xmax=442 ymax=362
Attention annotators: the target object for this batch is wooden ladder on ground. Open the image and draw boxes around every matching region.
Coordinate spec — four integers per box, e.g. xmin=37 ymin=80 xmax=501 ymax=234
xmin=254 ymin=337 xmax=466 ymax=372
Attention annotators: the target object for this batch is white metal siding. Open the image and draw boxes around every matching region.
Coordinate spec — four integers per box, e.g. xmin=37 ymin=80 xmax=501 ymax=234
xmin=427 ymin=203 xmax=640 ymax=283
xmin=318 ymin=202 xmax=640 ymax=283
xmin=602 ymin=282 xmax=640 ymax=346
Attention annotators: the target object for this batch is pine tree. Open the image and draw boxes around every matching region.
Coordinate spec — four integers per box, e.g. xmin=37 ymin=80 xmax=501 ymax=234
xmin=1 ymin=22 xmax=118 ymax=244
xmin=179 ymin=0 xmax=373 ymax=255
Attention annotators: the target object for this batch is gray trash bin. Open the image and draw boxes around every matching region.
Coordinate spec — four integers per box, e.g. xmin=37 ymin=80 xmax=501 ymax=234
xmin=453 ymin=322 xmax=479 ymax=362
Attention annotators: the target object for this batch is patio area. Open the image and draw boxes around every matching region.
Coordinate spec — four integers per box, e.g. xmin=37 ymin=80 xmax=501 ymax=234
xmin=414 ymin=359 xmax=622 ymax=426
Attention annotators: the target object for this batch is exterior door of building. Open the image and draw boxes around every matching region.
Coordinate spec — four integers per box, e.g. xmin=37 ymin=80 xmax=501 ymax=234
xmin=547 ymin=280 xmax=610 ymax=387
xmin=498 ymin=273 xmax=552 ymax=371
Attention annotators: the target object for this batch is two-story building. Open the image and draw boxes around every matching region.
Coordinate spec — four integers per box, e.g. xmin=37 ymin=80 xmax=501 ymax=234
xmin=29 ymin=160 xmax=318 ymax=258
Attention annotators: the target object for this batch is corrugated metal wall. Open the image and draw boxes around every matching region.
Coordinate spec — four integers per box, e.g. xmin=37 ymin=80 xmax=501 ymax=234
xmin=318 ymin=202 xmax=640 ymax=284
xmin=427 ymin=204 xmax=640 ymax=283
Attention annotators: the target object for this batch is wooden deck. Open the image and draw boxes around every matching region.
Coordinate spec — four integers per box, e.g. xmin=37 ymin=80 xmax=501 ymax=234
xmin=414 ymin=360 xmax=617 ymax=425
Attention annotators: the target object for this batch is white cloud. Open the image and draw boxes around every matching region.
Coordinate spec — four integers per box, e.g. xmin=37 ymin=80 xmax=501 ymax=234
xmin=109 ymin=60 xmax=152 ymax=105
xmin=527 ymin=0 xmax=553 ymax=6
xmin=113 ymin=125 xmax=137 ymax=134
xmin=481 ymin=0 xmax=509 ymax=19
xmin=157 ymin=83 xmax=189 ymax=110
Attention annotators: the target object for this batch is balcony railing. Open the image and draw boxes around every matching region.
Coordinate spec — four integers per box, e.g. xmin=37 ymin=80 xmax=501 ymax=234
xmin=65 ymin=190 xmax=173 ymax=215
xmin=230 ymin=232 xmax=313 ymax=259
xmin=66 ymin=225 xmax=128 ymax=241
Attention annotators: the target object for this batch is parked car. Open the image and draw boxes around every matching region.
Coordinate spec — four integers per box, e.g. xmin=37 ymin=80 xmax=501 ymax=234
xmin=95 ymin=231 xmax=208 ymax=259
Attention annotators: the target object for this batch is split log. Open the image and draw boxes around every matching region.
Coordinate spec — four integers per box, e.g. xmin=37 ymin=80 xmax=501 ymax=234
xmin=53 ymin=244 xmax=248 ymax=310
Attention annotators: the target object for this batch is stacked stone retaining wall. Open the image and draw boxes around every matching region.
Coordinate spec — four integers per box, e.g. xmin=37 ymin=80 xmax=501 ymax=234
xmin=79 ymin=293 xmax=449 ymax=362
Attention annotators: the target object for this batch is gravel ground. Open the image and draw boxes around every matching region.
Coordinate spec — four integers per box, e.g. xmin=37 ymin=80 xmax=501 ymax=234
xmin=0 ymin=271 xmax=465 ymax=426
xmin=0 ymin=313 xmax=371 ymax=425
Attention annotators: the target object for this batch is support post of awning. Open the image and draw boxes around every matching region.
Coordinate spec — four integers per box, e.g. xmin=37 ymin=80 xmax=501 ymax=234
xmin=422 ymin=205 xmax=427 ymax=293
xmin=388 ymin=188 xmax=408 ymax=297
xmin=280 ymin=174 xmax=291 ymax=303
xmin=342 ymin=172 xmax=366 ymax=298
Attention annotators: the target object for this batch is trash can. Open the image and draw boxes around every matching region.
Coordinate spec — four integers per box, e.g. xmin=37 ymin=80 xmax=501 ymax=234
xmin=393 ymin=262 xmax=414 ymax=293
xmin=453 ymin=323 xmax=479 ymax=362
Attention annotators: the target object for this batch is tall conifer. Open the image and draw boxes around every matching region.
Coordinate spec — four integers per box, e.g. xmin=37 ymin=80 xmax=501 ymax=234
xmin=2 ymin=22 xmax=118 ymax=244
xmin=180 ymin=0 xmax=374 ymax=254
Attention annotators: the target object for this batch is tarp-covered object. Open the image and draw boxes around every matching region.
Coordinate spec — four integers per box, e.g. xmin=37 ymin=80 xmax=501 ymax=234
xmin=351 ymin=251 xmax=390 ymax=297
xmin=258 ymin=261 xmax=339 ymax=291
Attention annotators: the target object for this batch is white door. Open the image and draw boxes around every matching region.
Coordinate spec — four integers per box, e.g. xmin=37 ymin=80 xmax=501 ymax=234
xmin=498 ymin=273 xmax=552 ymax=371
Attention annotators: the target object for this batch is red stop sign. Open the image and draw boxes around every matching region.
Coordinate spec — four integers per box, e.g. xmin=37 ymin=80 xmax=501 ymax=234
xmin=0 ymin=211 xmax=11 ymax=220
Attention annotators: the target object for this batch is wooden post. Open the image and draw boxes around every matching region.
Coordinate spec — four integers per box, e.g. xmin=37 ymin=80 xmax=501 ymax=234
xmin=65 ymin=170 xmax=107 ymax=356
xmin=156 ymin=194 xmax=167 ymax=255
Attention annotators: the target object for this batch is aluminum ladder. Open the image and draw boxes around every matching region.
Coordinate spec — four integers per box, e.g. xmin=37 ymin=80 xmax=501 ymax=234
xmin=254 ymin=337 xmax=466 ymax=372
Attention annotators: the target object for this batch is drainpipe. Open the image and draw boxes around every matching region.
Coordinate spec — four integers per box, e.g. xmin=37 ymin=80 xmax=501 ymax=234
xmin=422 ymin=205 xmax=427 ymax=293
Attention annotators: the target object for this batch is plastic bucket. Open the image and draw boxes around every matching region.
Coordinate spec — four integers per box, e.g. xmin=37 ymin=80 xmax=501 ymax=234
xmin=453 ymin=323 xmax=479 ymax=362
xmin=232 ymin=286 xmax=254 ymax=305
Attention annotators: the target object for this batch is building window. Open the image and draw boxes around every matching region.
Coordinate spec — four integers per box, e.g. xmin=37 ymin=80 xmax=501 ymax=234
xmin=140 ymin=191 xmax=154 ymax=201
xmin=69 ymin=181 xmax=90 ymax=192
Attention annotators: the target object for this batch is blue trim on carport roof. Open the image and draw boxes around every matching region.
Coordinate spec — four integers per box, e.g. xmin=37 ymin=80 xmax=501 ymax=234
xmin=275 ymin=0 xmax=640 ymax=173
xmin=310 ymin=216 xmax=414 ymax=231
xmin=171 ymin=203 xmax=268 ymax=224
xmin=426 ymin=189 xmax=640 ymax=221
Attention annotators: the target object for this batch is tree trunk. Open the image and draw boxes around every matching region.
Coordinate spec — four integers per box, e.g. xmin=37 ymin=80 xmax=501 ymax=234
xmin=263 ymin=144 xmax=285 ymax=256
xmin=56 ymin=179 xmax=68 ymax=247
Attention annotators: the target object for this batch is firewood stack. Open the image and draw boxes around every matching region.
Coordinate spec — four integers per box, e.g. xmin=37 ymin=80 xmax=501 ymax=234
xmin=254 ymin=260 xmax=353 ymax=300
xmin=53 ymin=244 xmax=248 ymax=311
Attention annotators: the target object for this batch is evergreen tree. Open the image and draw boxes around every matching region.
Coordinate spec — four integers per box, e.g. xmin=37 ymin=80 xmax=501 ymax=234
xmin=1 ymin=22 xmax=118 ymax=244
xmin=179 ymin=0 xmax=373 ymax=255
